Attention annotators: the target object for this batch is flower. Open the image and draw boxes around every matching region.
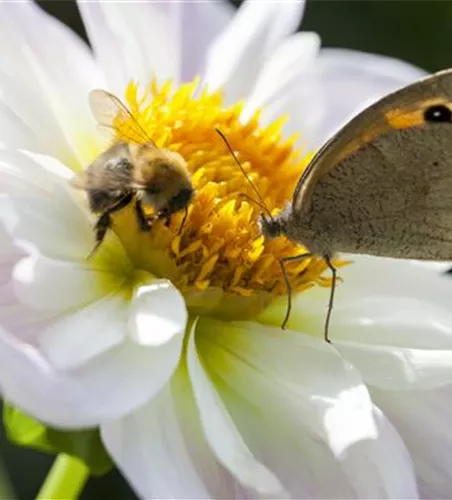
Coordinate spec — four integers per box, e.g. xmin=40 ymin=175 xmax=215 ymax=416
xmin=0 ymin=1 xmax=449 ymax=499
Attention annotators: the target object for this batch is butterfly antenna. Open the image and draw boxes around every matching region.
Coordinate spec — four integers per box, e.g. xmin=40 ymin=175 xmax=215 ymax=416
xmin=237 ymin=193 xmax=271 ymax=214
xmin=215 ymin=128 xmax=274 ymax=221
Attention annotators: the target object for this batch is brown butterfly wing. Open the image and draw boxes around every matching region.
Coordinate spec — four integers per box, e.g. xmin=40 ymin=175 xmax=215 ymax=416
xmin=303 ymin=122 xmax=452 ymax=260
xmin=293 ymin=69 xmax=452 ymax=213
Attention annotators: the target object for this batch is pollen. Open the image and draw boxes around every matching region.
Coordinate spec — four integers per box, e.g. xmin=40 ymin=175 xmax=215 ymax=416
xmin=109 ymin=79 xmax=340 ymax=320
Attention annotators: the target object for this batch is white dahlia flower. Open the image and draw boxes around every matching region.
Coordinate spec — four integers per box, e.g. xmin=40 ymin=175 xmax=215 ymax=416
xmin=1 ymin=1 xmax=450 ymax=499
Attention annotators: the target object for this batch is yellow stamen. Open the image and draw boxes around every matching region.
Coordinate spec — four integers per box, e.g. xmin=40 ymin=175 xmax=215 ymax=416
xmin=100 ymin=78 xmax=344 ymax=320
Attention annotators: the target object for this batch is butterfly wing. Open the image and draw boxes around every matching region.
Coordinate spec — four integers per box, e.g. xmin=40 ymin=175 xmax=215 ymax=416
xmin=294 ymin=69 xmax=452 ymax=260
xmin=294 ymin=69 xmax=452 ymax=212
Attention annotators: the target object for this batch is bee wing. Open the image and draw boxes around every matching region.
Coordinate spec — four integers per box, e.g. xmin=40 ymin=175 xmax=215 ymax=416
xmin=89 ymin=89 xmax=158 ymax=147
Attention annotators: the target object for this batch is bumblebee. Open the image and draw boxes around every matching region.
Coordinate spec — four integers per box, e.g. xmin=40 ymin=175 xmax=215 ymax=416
xmin=71 ymin=90 xmax=193 ymax=252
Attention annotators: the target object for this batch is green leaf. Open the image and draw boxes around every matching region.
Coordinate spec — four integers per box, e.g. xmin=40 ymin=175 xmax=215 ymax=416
xmin=3 ymin=403 xmax=113 ymax=476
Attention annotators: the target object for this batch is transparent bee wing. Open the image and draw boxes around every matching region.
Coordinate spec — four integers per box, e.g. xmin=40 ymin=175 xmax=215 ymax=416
xmin=95 ymin=123 xmax=119 ymax=151
xmin=89 ymin=89 xmax=157 ymax=147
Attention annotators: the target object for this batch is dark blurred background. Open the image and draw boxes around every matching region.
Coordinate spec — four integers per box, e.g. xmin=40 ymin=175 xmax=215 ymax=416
xmin=1 ymin=1 xmax=452 ymax=499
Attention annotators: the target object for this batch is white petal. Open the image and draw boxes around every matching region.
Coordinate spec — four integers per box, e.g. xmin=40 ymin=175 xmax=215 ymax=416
xmin=289 ymin=287 xmax=452 ymax=350
xmin=220 ymin=379 xmax=417 ymax=499
xmin=262 ymin=258 xmax=452 ymax=392
xmin=0 ymin=299 xmax=58 ymax=345
xmin=372 ymin=385 xmax=452 ymax=499
xmin=197 ymin=318 xmax=417 ymax=498
xmin=101 ymin=365 xmax=248 ymax=499
xmin=296 ymin=49 xmax=426 ymax=149
xmin=128 ymin=280 xmax=187 ymax=346
xmin=405 ymin=259 xmax=452 ymax=273
xmin=102 ymin=380 xmax=211 ymax=499
xmin=0 ymin=211 xmax=57 ymax=344
xmin=266 ymin=255 xmax=452 ymax=346
xmin=336 ymin=341 xmax=452 ymax=391
xmin=207 ymin=370 xmax=355 ymax=498
xmin=334 ymin=295 xmax=452 ymax=348
xmin=0 ymin=1 xmax=104 ymax=165
xmin=0 ymin=149 xmax=70 ymax=198
xmin=0 ymin=214 xmax=50 ymax=344
xmin=198 ymin=318 xmax=367 ymax=440
xmin=187 ymin=320 xmax=286 ymax=497
xmin=204 ymin=0 xmax=305 ymax=104
xmin=0 ymin=76 xmax=44 ymax=153
xmin=38 ymin=294 xmax=127 ymax=371
xmin=336 ymin=255 xmax=452 ymax=328
xmin=12 ymin=186 xmax=94 ymax=261
xmin=179 ymin=1 xmax=234 ymax=81
xmin=0 ymin=196 xmax=20 ymax=251
xmin=78 ymin=1 xmax=185 ymax=92
xmin=340 ymin=405 xmax=418 ymax=499
xmin=0 ymin=151 xmax=133 ymax=267
xmin=0 ymin=68 xmax=77 ymax=164
xmin=260 ymin=254 xmax=452 ymax=392
xmin=103 ymin=366 xmax=247 ymax=499
xmin=0 ymin=326 xmax=184 ymax=427
xmin=241 ymin=32 xmax=321 ymax=124
xmin=13 ymin=254 xmax=108 ymax=312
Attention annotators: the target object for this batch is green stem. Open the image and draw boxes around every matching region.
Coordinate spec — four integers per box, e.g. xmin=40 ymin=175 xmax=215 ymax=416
xmin=37 ymin=454 xmax=89 ymax=500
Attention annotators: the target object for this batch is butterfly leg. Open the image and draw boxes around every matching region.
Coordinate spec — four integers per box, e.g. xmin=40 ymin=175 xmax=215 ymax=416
xmin=323 ymin=255 xmax=337 ymax=344
xmin=88 ymin=193 xmax=133 ymax=258
xmin=279 ymin=252 xmax=311 ymax=330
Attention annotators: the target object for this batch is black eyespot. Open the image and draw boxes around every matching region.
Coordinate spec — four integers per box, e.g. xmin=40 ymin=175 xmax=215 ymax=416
xmin=169 ymin=188 xmax=193 ymax=212
xmin=424 ymin=105 xmax=452 ymax=123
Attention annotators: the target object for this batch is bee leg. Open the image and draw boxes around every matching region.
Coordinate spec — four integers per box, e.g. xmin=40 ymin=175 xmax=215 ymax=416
xmin=155 ymin=209 xmax=171 ymax=228
xmin=85 ymin=212 xmax=112 ymax=259
xmin=93 ymin=212 xmax=112 ymax=251
xmin=134 ymin=199 xmax=152 ymax=232
xmin=177 ymin=207 xmax=189 ymax=235
xmin=87 ymin=194 xmax=133 ymax=258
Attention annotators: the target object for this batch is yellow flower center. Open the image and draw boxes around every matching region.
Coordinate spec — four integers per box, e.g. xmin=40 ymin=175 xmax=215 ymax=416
xmin=95 ymin=79 xmax=336 ymax=321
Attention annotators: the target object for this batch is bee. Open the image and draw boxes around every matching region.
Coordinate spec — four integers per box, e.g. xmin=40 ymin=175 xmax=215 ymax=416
xmin=71 ymin=89 xmax=194 ymax=253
